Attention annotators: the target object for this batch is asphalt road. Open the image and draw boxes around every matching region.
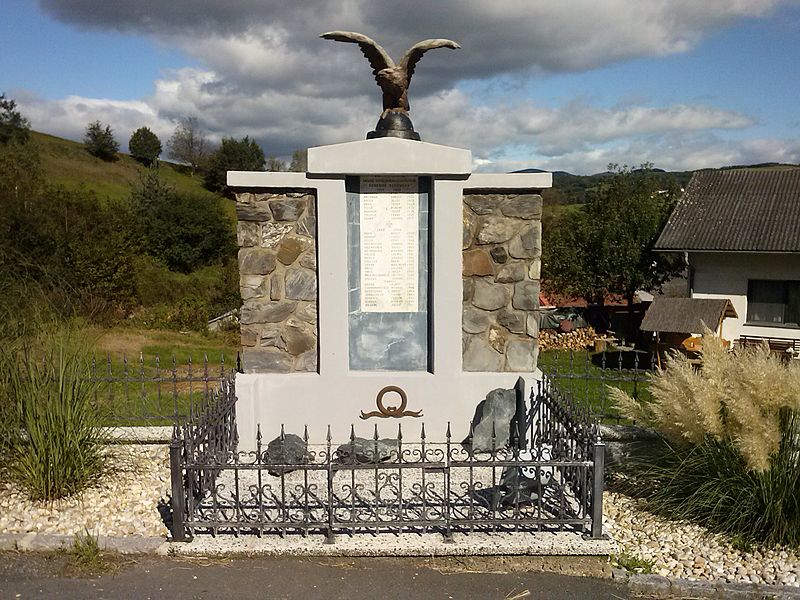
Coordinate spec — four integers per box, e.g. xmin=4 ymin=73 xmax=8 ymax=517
xmin=0 ymin=553 xmax=630 ymax=599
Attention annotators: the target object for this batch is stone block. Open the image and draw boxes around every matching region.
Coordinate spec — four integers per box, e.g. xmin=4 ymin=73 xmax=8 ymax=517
xmin=299 ymin=250 xmax=316 ymax=269
xmin=261 ymin=222 xmax=293 ymax=248
xmin=528 ymin=258 xmax=541 ymax=280
xmin=477 ymin=216 xmax=522 ymax=244
xmin=285 ymin=268 xmax=317 ymax=301
xmin=258 ymin=324 xmax=286 ymax=350
xmin=500 ymin=195 xmax=542 ymax=219
xmin=240 ymin=301 xmax=297 ymax=324
xmin=270 ymin=274 xmax=283 ymax=301
xmin=464 ymin=195 xmax=502 ymax=215
xmin=462 ymin=249 xmax=494 ymax=276
xmin=240 ymin=274 xmax=269 ymax=300
xmin=463 ymin=335 xmax=503 ymax=372
xmin=335 ymin=437 xmax=399 ymax=464
xmin=241 ymin=348 xmax=293 ymax=373
xmin=488 ymin=326 xmax=507 ymax=353
xmin=526 ymin=313 xmax=540 ymax=338
xmin=297 ymin=211 xmax=317 ymax=238
xmin=497 ymin=309 xmax=526 ymax=334
xmin=295 ymin=302 xmax=317 ymax=325
xmin=512 ymin=281 xmax=540 ymax=311
xmin=472 ymin=279 xmax=510 ymax=311
xmin=239 ymin=248 xmax=276 ymax=275
xmin=462 ymin=278 xmax=475 ymax=302
xmin=508 ymin=223 xmax=541 ymax=259
xmin=490 ymin=246 xmax=509 ymax=264
xmin=236 ymin=201 xmax=272 ymax=221
xmin=463 ymin=306 xmax=491 ymax=334
xmin=464 ymin=387 xmax=516 ymax=450
xmin=505 ymin=339 xmax=537 ymax=372
xmin=295 ymin=349 xmax=318 ymax=372
xmin=463 ymin=210 xmax=478 ymax=249
xmin=264 ymin=434 xmax=312 ymax=475
xmin=269 ymin=197 xmax=305 ymax=221
xmin=237 ymin=222 xmax=260 ymax=247
xmin=277 ymin=235 xmax=311 ymax=265
xmin=495 ymin=261 xmax=525 ymax=283
xmin=240 ymin=327 xmax=259 ymax=347
xmin=283 ymin=319 xmax=316 ymax=355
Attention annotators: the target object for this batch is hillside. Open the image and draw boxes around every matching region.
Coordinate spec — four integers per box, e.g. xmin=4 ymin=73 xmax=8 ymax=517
xmin=31 ymin=131 xmax=220 ymax=202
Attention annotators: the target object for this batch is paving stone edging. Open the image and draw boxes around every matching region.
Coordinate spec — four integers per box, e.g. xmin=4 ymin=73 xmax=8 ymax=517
xmin=618 ymin=570 xmax=800 ymax=599
xmin=0 ymin=533 xmax=166 ymax=554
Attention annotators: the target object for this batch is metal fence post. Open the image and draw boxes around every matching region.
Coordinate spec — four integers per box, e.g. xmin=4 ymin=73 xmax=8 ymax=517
xmin=169 ymin=435 xmax=188 ymax=542
xmin=513 ymin=376 xmax=527 ymax=450
xmin=590 ymin=440 xmax=605 ymax=539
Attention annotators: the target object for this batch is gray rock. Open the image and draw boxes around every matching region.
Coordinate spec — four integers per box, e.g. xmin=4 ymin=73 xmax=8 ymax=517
xmin=464 ymin=195 xmax=502 ymax=215
xmin=508 ymin=223 xmax=541 ymax=259
xmin=236 ymin=201 xmax=272 ymax=221
xmin=240 ymin=327 xmax=258 ymax=347
xmin=297 ymin=212 xmax=317 ymax=238
xmin=299 ymin=250 xmax=316 ymax=270
xmin=463 ymin=210 xmax=478 ymax=249
xmin=490 ymin=246 xmax=509 ymax=264
xmin=500 ymin=195 xmax=542 ymax=219
xmin=463 ymin=306 xmax=491 ymax=334
xmin=477 ymin=216 xmax=522 ymax=244
xmin=528 ymin=258 xmax=541 ymax=280
xmin=335 ymin=437 xmax=399 ymax=464
xmin=283 ymin=319 xmax=316 ymax=355
xmin=239 ymin=248 xmax=276 ymax=275
xmin=488 ymin=326 xmax=507 ymax=353
xmin=495 ymin=262 xmax=525 ymax=283
xmin=240 ymin=275 xmax=269 ymax=300
xmin=462 ymin=278 xmax=475 ymax=302
xmin=241 ymin=348 xmax=293 ymax=373
xmin=294 ymin=349 xmax=317 ymax=372
xmin=270 ymin=274 xmax=283 ymax=301
xmin=505 ymin=339 xmax=537 ymax=372
xmin=472 ymin=279 xmax=510 ymax=311
xmin=512 ymin=281 xmax=540 ymax=311
xmin=526 ymin=313 xmax=539 ymax=338
xmin=261 ymin=222 xmax=293 ymax=248
xmin=240 ymin=301 xmax=297 ymax=324
xmin=464 ymin=388 xmax=517 ymax=451
xmin=264 ymin=433 xmax=312 ymax=475
xmin=237 ymin=222 xmax=260 ymax=247
xmin=463 ymin=336 xmax=503 ymax=372
xmin=258 ymin=324 xmax=286 ymax=350
xmin=285 ymin=268 xmax=317 ymax=301
xmin=295 ymin=303 xmax=317 ymax=325
xmin=269 ymin=197 xmax=305 ymax=221
xmin=277 ymin=236 xmax=311 ymax=265
xmin=497 ymin=309 xmax=526 ymax=334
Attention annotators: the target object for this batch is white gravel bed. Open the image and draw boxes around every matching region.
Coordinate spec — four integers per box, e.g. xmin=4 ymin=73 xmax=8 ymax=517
xmin=605 ymin=490 xmax=800 ymax=587
xmin=0 ymin=445 xmax=170 ymax=539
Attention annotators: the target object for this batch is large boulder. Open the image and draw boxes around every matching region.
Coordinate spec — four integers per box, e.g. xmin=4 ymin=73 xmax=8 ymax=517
xmin=335 ymin=437 xmax=399 ymax=464
xmin=263 ymin=433 xmax=312 ymax=476
xmin=463 ymin=387 xmax=517 ymax=452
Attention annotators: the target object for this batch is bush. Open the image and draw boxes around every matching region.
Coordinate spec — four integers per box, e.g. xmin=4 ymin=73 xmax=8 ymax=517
xmin=203 ymin=136 xmax=265 ymax=196
xmin=611 ymin=335 xmax=800 ymax=547
xmin=128 ymin=127 xmax=162 ymax=166
xmin=0 ymin=327 xmax=111 ymax=501
xmin=83 ymin=121 xmax=119 ymax=161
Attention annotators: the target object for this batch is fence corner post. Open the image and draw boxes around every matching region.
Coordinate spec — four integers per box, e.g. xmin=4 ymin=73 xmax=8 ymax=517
xmin=590 ymin=440 xmax=605 ymax=539
xmin=169 ymin=434 xmax=188 ymax=542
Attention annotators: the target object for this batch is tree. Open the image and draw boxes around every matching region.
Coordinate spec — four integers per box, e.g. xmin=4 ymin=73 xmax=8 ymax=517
xmin=0 ymin=94 xmax=31 ymax=145
xmin=542 ymin=164 xmax=684 ymax=329
xmin=83 ymin=121 xmax=119 ymax=161
xmin=203 ymin=136 xmax=265 ymax=196
xmin=128 ymin=127 xmax=162 ymax=166
xmin=265 ymin=156 xmax=287 ymax=172
xmin=166 ymin=117 xmax=208 ymax=176
xmin=289 ymin=149 xmax=307 ymax=172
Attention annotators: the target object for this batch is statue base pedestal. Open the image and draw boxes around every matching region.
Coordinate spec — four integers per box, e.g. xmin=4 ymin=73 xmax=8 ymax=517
xmin=367 ymin=111 xmax=421 ymax=141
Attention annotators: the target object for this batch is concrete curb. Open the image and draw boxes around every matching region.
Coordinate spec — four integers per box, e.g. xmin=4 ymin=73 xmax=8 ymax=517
xmin=619 ymin=572 xmax=800 ymax=599
xmin=0 ymin=533 xmax=167 ymax=554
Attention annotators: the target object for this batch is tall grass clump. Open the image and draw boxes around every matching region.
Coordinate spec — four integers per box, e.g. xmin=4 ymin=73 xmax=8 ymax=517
xmin=0 ymin=326 xmax=111 ymax=502
xmin=609 ymin=334 xmax=800 ymax=548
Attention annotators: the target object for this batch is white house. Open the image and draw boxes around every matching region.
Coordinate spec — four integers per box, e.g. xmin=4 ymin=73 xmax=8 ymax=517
xmin=655 ymin=168 xmax=800 ymax=351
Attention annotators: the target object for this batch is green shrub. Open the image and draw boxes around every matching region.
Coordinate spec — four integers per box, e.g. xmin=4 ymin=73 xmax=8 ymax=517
xmin=0 ymin=328 xmax=111 ymax=502
xmin=128 ymin=127 xmax=161 ymax=166
xmin=83 ymin=121 xmax=119 ymax=161
xmin=611 ymin=334 xmax=800 ymax=547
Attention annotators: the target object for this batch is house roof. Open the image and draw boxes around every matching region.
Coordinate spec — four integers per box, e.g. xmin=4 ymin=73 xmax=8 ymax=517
xmin=655 ymin=168 xmax=800 ymax=253
xmin=640 ymin=297 xmax=737 ymax=334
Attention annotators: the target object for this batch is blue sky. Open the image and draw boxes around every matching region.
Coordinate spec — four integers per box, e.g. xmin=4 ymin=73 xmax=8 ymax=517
xmin=2 ymin=0 xmax=799 ymax=174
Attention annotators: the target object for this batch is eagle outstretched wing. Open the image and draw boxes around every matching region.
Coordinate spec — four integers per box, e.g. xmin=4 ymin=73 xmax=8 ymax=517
xmin=399 ymin=39 xmax=461 ymax=82
xmin=320 ymin=31 xmax=394 ymax=77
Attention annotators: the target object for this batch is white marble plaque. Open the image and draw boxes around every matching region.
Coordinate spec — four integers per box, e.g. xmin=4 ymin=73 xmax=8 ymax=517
xmin=359 ymin=175 xmax=419 ymax=312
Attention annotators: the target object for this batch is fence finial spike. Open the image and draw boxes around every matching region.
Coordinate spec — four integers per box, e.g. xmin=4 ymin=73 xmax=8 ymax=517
xmin=326 ymin=424 xmax=332 ymax=444
xmin=373 ymin=423 xmax=379 ymax=440
xmin=350 ymin=423 xmax=355 ymax=442
xmin=446 ymin=421 xmax=451 ymax=440
xmin=420 ymin=422 xmax=426 ymax=441
xmin=303 ymin=424 xmax=309 ymax=443
xmin=397 ymin=422 xmax=402 ymax=442
xmin=280 ymin=423 xmax=285 ymax=440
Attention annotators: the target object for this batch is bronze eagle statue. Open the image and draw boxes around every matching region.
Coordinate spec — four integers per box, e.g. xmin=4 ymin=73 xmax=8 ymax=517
xmin=321 ymin=31 xmax=460 ymax=117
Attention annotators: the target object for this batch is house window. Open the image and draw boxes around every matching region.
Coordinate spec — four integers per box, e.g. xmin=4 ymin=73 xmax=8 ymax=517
xmin=747 ymin=280 xmax=800 ymax=327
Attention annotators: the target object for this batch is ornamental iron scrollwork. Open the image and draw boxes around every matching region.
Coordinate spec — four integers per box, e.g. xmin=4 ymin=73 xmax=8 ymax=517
xmin=360 ymin=385 xmax=423 ymax=419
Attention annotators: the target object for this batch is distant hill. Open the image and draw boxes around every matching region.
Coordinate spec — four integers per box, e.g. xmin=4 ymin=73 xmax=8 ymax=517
xmin=31 ymin=131 xmax=219 ymax=202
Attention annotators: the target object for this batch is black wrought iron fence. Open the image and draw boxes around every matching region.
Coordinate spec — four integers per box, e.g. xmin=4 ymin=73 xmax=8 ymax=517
xmin=86 ymin=352 xmax=236 ymax=425
xmin=538 ymin=348 xmax=655 ymax=422
xmin=167 ymin=375 xmax=605 ymax=542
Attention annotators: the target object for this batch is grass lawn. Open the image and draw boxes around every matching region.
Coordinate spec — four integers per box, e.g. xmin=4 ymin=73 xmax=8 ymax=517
xmin=538 ymin=348 xmax=653 ymax=422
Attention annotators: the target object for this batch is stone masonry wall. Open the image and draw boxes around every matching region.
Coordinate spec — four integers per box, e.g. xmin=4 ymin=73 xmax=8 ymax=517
xmin=462 ymin=192 xmax=542 ymax=372
xmin=235 ymin=190 xmax=317 ymax=374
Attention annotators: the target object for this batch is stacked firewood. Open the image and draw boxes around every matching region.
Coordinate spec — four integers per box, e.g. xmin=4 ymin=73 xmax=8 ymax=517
xmin=539 ymin=326 xmax=601 ymax=351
